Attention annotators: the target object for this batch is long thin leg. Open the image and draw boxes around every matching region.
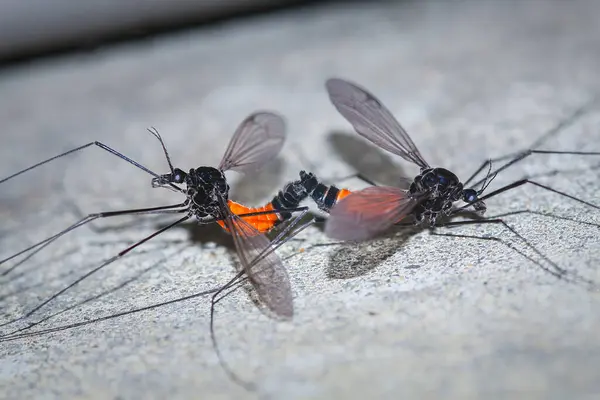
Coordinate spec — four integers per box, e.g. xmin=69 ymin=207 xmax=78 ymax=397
xmin=1 ymin=206 xmax=308 ymax=333
xmin=0 ymin=141 xmax=177 ymax=187
xmin=1 ymin=243 xmax=187 ymax=337
xmin=329 ymin=172 xmax=379 ymax=186
xmin=489 ymin=209 xmax=600 ymax=229
xmin=331 ymin=173 xmax=413 ymax=189
xmin=2 ymin=249 xmax=165 ymax=337
xmin=0 ymin=215 xmax=190 ymax=330
xmin=62 ymin=197 xmax=177 ymax=234
xmin=0 ymin=248 xmax=80 ymax=290
xmin=428 ymin=230 xmax=544 ymax=279
xmin=209 ymin=211 xmax=315 ymax=391
xmin=1 ymin=203 xmax=307 ymax=280
xmin=210 ymin=210 xmax=313 ymax=312
xmin=523 ymin=162 xmax=600 ymax=181
xmin=458 ymin=179 xmax=599 ymax=213
xmin=432 ymin=218 xmax=597 ymax=289
xmin=1 ymin=204 xmax=307 ymax=277
xmin=466 ymin=150 xmax=600 ymax=189
xmin=0 ymin=285 xmax=222 ymax=342
xmin=0 ymin=246 xmax=156 ymax=302
xmin=464 ymin=98 xmax=599 ymax=188
xmin=1 ymin=202 xmax=190 ymax=275
xmin=212 ymin=209 xmax=313 ymax=304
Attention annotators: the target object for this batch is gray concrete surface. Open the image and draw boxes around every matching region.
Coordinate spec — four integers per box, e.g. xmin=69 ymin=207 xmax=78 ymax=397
xmin=1 ymin=1 xmax=600 ymax=399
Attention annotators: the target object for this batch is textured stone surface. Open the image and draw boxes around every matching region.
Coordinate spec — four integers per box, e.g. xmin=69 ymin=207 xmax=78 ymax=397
xmin=1 ymin=1 xmax=600 ymax=399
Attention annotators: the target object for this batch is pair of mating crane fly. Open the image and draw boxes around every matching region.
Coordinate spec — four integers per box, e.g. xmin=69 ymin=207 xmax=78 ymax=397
xmin=1 ymin=78 xmax=599 ymax=340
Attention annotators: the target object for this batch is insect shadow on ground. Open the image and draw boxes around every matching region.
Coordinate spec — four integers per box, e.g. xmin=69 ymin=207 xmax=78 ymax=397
xmin=326 ymin=227 xmax=419 ymax=279
xmin=303 ymin=130 xmax=412 ymax=235
xmin=327 ymin=130 xmax=410 ymax=188
xmin=229 ymin=156 xmax=285 ymax=205
xmin=321 ymin=131 xmax=417 ymax=278
xmin=320 ymin=128 xmax=600 ymax=282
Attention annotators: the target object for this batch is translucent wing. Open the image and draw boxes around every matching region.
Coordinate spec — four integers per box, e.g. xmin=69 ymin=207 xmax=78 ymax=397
xmin=325 ymin=186 xmax=417 ymax=241
xmin=218 ymin=112 xmax=286 ymax=173
xmin=218 ymin=197 xmax=293 ymax=318
xmin=326 ymin=78 xmax=429 ymax=169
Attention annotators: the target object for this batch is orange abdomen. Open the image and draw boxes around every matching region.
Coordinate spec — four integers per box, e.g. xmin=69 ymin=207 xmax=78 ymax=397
xmin=336 ymin=188 xmax=352 ymax=203
xmin=217 ymin=200 xmax=281 ymax=233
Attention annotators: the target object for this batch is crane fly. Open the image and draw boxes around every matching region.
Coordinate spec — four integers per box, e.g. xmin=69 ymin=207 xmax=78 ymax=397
xmin=0 ymin=111 xmax=310 ymax=339
xmin=261 ymin=78 xmax=600 ymax=287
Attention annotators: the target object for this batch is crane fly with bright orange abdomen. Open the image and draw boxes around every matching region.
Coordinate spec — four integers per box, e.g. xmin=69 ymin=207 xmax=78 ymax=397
xmin=0 ymin=111 xmax=309 ymax=339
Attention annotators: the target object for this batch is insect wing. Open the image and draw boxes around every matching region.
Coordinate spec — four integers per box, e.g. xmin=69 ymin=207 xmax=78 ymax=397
xmin=326 ymin=78 xmax=429 ymax=168
xmin=325 ymin=186 xmax=417 ymax=241
xmin=218 ymin=197 xmax=293 ymax=318
xmin=218 ymin=112 xmax=286 ymax=173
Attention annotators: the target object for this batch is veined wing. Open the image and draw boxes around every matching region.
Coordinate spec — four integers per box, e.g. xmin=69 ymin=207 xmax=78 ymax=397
xmin=326 ymin=78 xmax=429 ymax=169
xmin=218 ymin=197 xmax=293 ymax=318
xmin=218 ymin=112 xmax=286 ymax=173
xmin=325 ymin=186 xmax=417 ymax=241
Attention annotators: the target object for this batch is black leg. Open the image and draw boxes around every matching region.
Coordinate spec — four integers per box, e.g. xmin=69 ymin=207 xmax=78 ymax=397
xmin=61 ymin=197 xmax=177 ymax=234
xmin=7 ymin=203 xmax=308 ymax=310
xmin=1 ymin=202 xmax=190 ymax=276
xmin=0 ymin=207 xmax=310 ymax=337
xmin=329 ymin=172 xmax=379 ymax=186
xmin=0 ymin=141 xmax=183 ymax=193
xmin=0 ymin=209 xmax=310 ymax=338
xmin=211 ymin=209 xmax=314 ymax=303
xmin=431 ymin=218 xmax=597 ymax=289
xmin=0 ymin=283 xmax=221 ymax=342
xmin=0 ymin=244 xmax=186 ymax=338
xmin=464 ymin=98 xmax=599 ymax=188
xmin=523 ymin=162 xmax=600 ymax=181
xmin=208 ymin=210 xmax=315 ymax=391
xmin=0 ymin=215 xmax=190 ymax=331
xmin=458 ymin=179 xmax=599 ymax=213
xmin=466 ymin=149 xmax=600 ymax=190
xmin=81 ymin=207 xmax=311 ymax=248
xmin=209 ymin=209 xmax=314 ymax=309
xmin=427 ymin=230 xmax=544 ymax=278
xmin=488 ymin=209 xmax=600 ymax=229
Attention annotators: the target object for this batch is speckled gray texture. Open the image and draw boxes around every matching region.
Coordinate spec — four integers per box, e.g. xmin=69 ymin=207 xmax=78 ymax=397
xmin=1 ymin=1 xmax=600 ymax=399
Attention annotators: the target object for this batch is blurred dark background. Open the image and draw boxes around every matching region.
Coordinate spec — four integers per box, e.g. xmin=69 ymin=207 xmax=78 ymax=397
xmin=0 ymin=0 xmax=356 ymax=64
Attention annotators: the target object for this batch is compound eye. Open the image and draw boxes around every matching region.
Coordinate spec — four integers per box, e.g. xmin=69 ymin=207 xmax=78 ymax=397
xmin=423 ymin=174 xmax=436 ymax=185
xmin=463 ymin=189 xmax=477 ymax=203
xmin=173 ymin=168 xmax=185 ymax=183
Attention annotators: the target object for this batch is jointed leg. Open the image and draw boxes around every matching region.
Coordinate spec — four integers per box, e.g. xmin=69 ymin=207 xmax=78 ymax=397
xmin=432 ymin=218 xmax=597 ymax=289
xmin=208 ymin=211 xmax=316 ymax=391
xmin=0 ymin=215 xmax=190 ymax=331
xmin=464 ymin=97 xmax=599 ymax=188
xmin=0 ymin=283 xmax=222 ymax=342
xmin=1 ymin=245 xmax=182 ymax=337
xmin=2 ymin=141 xmax=163 ymax=185
xmin=1 ymin=202 xmax=190 ymax=276
xmin=458 ymin=179 xmax=599 ymax=213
